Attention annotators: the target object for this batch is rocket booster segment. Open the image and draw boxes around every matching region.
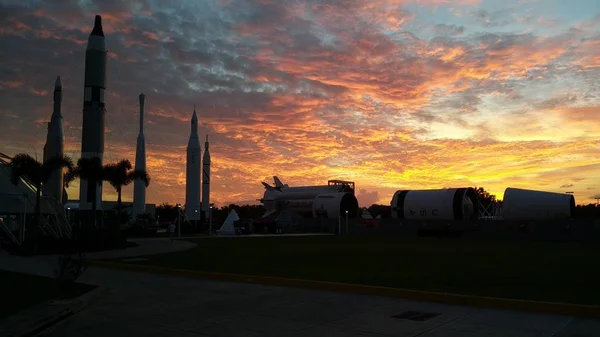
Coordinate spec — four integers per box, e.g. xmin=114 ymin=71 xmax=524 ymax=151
xmin=79 ymin=15 xmax=107 ymax=210
xmin=202 ymin=135 xmax=211 ymax=215
xmin=133 ymin=93 xmax=147 ymax=218
xmin=43 ymin=76 xmax=65 ymax=203
xmin=185 ymin=107 xmax=201 ymax=220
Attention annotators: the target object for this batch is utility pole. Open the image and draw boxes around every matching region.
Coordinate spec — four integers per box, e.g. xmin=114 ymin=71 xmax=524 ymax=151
xmin=209 ymin=206 xmax=213 ymax=236
xmin=177 ymin=204 xmax=181 ymax=238
xmin=345 ymin=210 xmax=349 ymax=235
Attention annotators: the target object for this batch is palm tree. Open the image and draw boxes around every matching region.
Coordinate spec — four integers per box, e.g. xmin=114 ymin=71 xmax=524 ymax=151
xmin=64 ymin=157 xmax=109 ymax=229
xmin=9 ymin=153 xmax=73 ymax=251
xmin=103 ymin=159 xmax=150 ymax=226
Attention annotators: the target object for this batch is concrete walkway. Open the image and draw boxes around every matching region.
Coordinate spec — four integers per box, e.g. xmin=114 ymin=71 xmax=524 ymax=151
xmin=85 ymin=239 xmax=196 ymax=259
xmin=35 ymin=268 xmax=600 ymax=337
xmin=2 ymin=239 xmax=600 ymax=336
xmin=0 ymin=238 xmax=196 ymax=277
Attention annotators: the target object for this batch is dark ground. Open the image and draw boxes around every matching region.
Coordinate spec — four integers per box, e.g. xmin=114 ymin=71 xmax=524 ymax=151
xmin=0 ymin=270 xmax=97 ymax=318
xmin=113 ymin=235 xmax=600 ymax=305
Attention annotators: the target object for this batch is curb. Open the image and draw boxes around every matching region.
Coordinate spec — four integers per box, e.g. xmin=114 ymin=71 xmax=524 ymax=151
xmin=13 ymin=309 xmax=75 ymax=337
xmin=88 ymin=260 xmax=600 ymax=318
xmin=1 ymin=286 xmax=103 ymax=337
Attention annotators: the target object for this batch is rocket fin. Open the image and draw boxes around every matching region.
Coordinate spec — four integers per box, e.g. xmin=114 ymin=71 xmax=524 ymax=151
xmin=262 ymin=182 xmax=283 ymax=191
xmin=273 ymin=176 xmax=288 ymax=188
xmin=262 ymin=182 xmax=275 ymax=190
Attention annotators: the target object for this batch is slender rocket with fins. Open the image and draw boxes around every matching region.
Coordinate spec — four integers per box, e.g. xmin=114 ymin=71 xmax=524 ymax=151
xmin=185 ymin=106 xmax=201 ymax=220
xmin=43 ymin=76 xmax=65 ymax=204
xmin=132 ymin=93 xmax=147 ymax=219
xmin=202 ymin=135 xmax=211 ymax=220
xmin=79 ymin=15 xmax=107 ymax=210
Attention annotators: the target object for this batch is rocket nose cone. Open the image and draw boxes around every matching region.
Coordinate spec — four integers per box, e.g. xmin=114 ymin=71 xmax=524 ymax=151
xmin=55 ymin=76 xmax=61 ymax=89
xmin=91 ymin=15 xmax=105 ymax=37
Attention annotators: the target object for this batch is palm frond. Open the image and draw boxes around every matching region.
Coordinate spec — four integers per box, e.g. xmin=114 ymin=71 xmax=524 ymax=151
xmin=9 ymin=153 xmax=43 ymax=185
xmin=41 ymin=156 xmax=74 ymax=183
xmin=76 ymin=157 xmax=104 ymax=181
xmin=43 ymin=156 xmax=74 ymax=172
xmin=64 ymin=169 xmax=79 ymax=188
xmin=129 ymin=170 xmax=151 ymax=187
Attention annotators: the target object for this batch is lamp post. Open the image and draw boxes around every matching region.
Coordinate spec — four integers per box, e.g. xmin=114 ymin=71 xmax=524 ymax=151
xmin=345 ymin=210 xmax=349 ymax=235
xmin=209 ymin=206 xmax=213 ymax=236
xmin=67 ymin=207 xmax=71 ymax=226
xmin=177 ymin=204 xmax=181 ymax=238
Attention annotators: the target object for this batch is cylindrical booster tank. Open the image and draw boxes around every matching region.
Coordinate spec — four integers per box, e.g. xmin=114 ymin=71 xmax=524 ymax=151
xmin=502 ymin=187 xmax=575 ymax=221
xmin=312 ymin=192 xmax=359 ymax=219
xmin=390 ymin=188 xmax=478 ymax=221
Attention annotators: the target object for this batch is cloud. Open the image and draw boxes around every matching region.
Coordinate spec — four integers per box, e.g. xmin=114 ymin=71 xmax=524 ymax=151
xmin=560 ymin=184 xmax=574 ymax=188
xmin=356 ymin=189 xmax=381 ymax=207
xmin=0 ymin=0 xmax=599 ymax=207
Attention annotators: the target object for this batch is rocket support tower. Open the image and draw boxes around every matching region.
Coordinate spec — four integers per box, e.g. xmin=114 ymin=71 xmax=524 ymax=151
xmin=201 ymin=135 xmax=211 ymax=221
xmin=43 ymin=76 xmax=65 ymax=204
xmin=79 ymin=15 xmax=107 ymax=210
xmin=132 ymin=93 xmax=147 ymax=219
xmin=185 ymin=107 xmax=201 ymax=220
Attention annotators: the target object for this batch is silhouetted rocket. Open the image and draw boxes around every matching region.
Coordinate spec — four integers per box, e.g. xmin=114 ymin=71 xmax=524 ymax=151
xmin=79 ymin=15 xmax=107 ymax=210
xmin=132 ymin=93 xmax=146 ymax=218
xmin=185 ymin=107 xmax=201 ymax=220
xmin=43 ymin=76 xmax=65 ymax=204
xmin=201 ymin=135 xmax=211 ymax=219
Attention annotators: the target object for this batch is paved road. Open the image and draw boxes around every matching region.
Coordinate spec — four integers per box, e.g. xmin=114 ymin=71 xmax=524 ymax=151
xmin=36 ymin=267 xmax=599 ymax=337
xmin=2 ymin=239 xmax=599 ymax=336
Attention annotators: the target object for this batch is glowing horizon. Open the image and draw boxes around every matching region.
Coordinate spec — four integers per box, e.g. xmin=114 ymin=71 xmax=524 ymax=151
xmin=1 ymin=0 xmax=599 ymax=207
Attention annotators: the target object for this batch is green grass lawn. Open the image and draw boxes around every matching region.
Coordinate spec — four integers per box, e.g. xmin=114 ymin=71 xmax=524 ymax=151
xmin=114 ymin=236 xmax=600 ymax=305
xmin=0 ymin=270 xmax=97 ymax=318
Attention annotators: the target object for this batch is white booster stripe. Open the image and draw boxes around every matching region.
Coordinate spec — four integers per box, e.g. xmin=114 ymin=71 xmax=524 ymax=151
xmin=84 ymin=87 xmax=92 ymax=101
xmin=83 ymin=87 xmax=105 ymax=103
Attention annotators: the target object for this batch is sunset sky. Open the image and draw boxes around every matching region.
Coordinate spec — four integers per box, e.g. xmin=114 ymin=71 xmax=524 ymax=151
xmin=1 ymin=0 xmax=600 ymax=207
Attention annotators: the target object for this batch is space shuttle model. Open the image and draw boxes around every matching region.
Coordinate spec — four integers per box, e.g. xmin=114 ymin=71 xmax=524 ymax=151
xmin=260 ymin=176 xmax=358 ymax=219
xmin=201 ymin=135 xmax=211 ymax=220
xmin=79 ymin=15 xmax=107 ymax=210
xmin=42 ymin=76 xmax=65 ymax=204
xmin=132 ymin=93 xmax=147 ymax=218
xmin=185 ymin=107 xmax=201 ymax=220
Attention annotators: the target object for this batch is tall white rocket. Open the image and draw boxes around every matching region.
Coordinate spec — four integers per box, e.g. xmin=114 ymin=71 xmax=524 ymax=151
xmin=132 ymin=93 xmax=146 ymax=218
xmin=43 ymin=76 xmax=65 ymax=204
xmin=201 ymin=135 xmax=211 ymax=219
xmin=185 ymin=107 xmax=201 ymax=220
xmin=79 ymin=15 xmax=107 ymax=210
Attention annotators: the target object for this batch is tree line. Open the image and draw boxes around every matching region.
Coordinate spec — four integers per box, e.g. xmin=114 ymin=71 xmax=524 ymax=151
xmin=155 ymin=203 xmax=265 ymax=224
